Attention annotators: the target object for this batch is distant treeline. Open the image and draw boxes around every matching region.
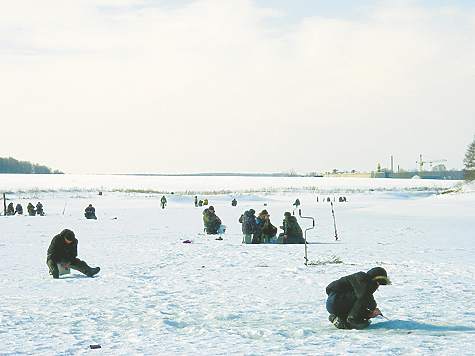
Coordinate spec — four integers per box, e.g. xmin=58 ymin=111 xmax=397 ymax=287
xmin=0 ymin=157 xmax=63 ymax=174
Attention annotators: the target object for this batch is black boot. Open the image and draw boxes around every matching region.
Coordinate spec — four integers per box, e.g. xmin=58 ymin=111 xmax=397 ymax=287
xmin=329 ymin=314 xmax=348 ymax=329
xmin=86 ymin=267 xmax=100 ymax=277
xmin=346 ymin=318 xmax=371 ymax=330
xmin=70 ymin=259 xmax=99 ymax=277
xmin=346 ymin=300 xmax=372 ymax=330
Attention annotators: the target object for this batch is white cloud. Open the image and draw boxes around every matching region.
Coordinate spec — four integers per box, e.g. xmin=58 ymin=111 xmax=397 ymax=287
xmin=1 ymin=0 xmax=474 ymax=174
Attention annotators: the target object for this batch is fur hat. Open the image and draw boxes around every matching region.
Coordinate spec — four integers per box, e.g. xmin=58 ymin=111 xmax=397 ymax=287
xmin=374 ymin=276 xmax=392 ymax=285
xmin=367 ymin=267 xmax=391 ymax=285
xmin=284 ymin=211 xmax=291 ymax=218
xmin=260 ymin=210 xmax=268 ymax=215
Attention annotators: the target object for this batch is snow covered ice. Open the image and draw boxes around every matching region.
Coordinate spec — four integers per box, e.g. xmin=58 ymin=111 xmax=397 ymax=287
xmin=1 ymin=174 xmax=474 ymax=355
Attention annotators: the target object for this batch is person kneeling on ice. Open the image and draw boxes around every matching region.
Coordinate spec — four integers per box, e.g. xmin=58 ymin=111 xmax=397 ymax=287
xmin=278 ymin=212 xmax=305 ymax=244
xmin=325 ymin=267 xmax=391 ymax=330
xmin=202 ymin=206 xmax=222 ymax=234
xmin=46 ymin=229 xmax=100 ymax=279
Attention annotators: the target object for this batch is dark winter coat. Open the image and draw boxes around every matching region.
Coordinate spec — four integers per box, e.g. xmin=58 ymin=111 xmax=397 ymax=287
xmin=15 ymin=204 xmax=23 ymax=214
xmin=256 ymin=215 xmax=277 ymax=237
xmin=36 ymin=203 xmax=44 ymax=215
xmin=203 ymin=208 xmax=221 ymax=233
xmin=326 ymin=271 xmax=380 ymax=313
xmin=6 ymin=203 xmax=14 ymax=215
xmin=47 ymin=229 xmax=78 ymax=263
xmin=282 ymin=215 xmax=304 ymax=244
xmin=239 ymin=210 xmax=261 ymax=234
xmin=85 ymin=205 xmax=96 ymax=219
xmin=27 ymin=203 xmax=36 ymax=216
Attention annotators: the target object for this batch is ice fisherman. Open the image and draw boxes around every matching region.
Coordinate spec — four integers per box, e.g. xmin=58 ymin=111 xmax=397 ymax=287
xmin=256 ymin=210 xmax=277 ymax=243
xmin=239 ymin=209 xmax=261 ymax=244
xmin=203 ymin=206 xmax=222 ymax=234
xmin=36 ymin=202 xmax=44 ymax=216
xmin=84 ymin=204 xmax=97 ymax=219
xmin=278 ymin=212 xmax=305 ymax=244
xmin=160 ymin=196 xmax=167 ymax=209
xmin=27 ymin=202 xmax=36 ymax=216
xmin=6 ymin=202 xmax=15 ymax=215
xmin=325 ymin=267 xmax=392 ymax=330
xmin=46 ymin=229 xmax=100 ymax=279
xmin=15 ymin=204 xmax=23 ymax=215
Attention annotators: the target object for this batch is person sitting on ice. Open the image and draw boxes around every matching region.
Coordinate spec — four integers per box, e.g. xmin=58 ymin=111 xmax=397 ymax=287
xmin=231 ymin=198 xmax=237 ymax=207
xmin=202 ymin=206 xmax=222 ymax=234
xmin=46 ymin=229 xmax=100 ymax=279
xmin=239 ymin=209 xmax=261 ymax=244
xmin=6 ymin=202 xmax=15 ymax=215
xmin=84 ymin=204 xmax=97 ymax=219
xmin=27 ymin=202 xmax=36 ymax=216
xmin=325 ymin=267 xmax=391 ymax=330
xmin=256 ymin=210 xmax=277 ymax=243
xmin=15 ymin=203 xmax=23 ymax=215
xmin=293 ymin=198 xmax=300 ymax=207
xmin=278 ymin=212 xmax=305 ymax=244
xmin=36 ymin=202 xmax=44 ymax=216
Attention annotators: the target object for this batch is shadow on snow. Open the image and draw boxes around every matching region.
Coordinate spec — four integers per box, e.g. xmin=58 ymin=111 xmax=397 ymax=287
xmin=371 ymin=319 xmax=475 ymax=333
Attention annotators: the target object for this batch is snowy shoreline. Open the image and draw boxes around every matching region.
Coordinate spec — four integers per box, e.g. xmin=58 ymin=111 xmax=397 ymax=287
xmin=1 ymin=174 xmax=462 ymax=195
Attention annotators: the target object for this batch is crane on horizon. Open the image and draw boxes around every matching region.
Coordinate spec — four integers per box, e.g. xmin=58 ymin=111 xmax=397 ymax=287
xmin=416 ymin=154 xmax=447 ymax=177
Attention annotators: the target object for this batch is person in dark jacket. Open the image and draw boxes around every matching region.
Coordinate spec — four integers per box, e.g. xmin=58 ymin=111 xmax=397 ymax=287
xmin=46 ymin=229 xmax=100 ymax=279
xmin=15 ymin=204 xmax=23 ymax=215
xmin=293 ymin=198 xmax=300 ymax=207
xmin=326 ymin=267 xmax=391 ymax=329
xmin=27 ymin=202 xmax=36 ymax=216
xmin=256 ymin=210 xmax=277 ymax=243
xmin=279 ymin=212 xmax=304 ymax=244
xmin=84 ymin=204 xmax=97 ymax=219
xmin=6 ymin=202 xmax=15 ymax=215
xmin=36 ymin=202 xmax=44 ymax=216
xmin=239 ymin=209 xmax=261 ymax=243
xmin=203 ymin=206 xmax=222 ymax=234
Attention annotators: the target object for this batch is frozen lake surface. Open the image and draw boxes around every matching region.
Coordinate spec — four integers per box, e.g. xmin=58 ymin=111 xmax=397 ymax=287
xmin=1 ymin=174 xmax=474 ymax=355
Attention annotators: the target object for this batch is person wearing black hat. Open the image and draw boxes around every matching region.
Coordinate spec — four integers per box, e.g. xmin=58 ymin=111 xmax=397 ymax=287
xmin=46 ymin=229 xmax=100 ymax=279
xmin=203 ymin=206 xmax=222 ymax=234
xmin=325 ymin=267 xmax=391 ymax=329
xmin=84 ymin=204 xmax=97 ymax=219
xmin=278 ymin=212 xmax=305 ymax=244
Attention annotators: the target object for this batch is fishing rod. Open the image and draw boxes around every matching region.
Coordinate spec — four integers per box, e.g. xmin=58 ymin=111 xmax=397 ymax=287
xmin=331 ymin=202 xmax=338 ymax=241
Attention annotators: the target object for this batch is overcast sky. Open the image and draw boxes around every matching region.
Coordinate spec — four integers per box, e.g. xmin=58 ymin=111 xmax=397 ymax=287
xmin=1 ymin=0 xmax=474 ymax=175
